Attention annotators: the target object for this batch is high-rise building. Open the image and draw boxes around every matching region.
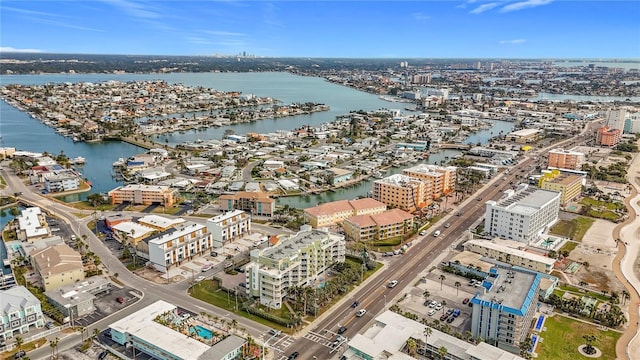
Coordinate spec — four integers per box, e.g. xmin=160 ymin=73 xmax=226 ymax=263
xmin=402 ymin=164 xmax=457 ymax=197
xmin=596 ymin=126 xmax=622 ymax=147
xmin=484 ymin=185 xmax=561 ymax=243
xmin=606 ymin=108 xmax=628 ymax=131
xmin=547 ymin=149 xmax=585 ymax=170
xmin=372 ymin=174 xmax=428 ymax=212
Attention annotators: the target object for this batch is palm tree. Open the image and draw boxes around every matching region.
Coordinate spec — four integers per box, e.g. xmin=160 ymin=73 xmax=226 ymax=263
xmin=439 ymin=274 xmax=446 ymax=290
xmin=423 ymin=290 xmax=431 ymax=302
xmin=519 ymin=337 xmax=533 ymax=359
xmin=441 ymin=300 xmax=447 ymax=314
xmin=622 ymin=290 xmax=630 ymax=305
xmin=15 ymin=336 xmax=24 ymax=351
xmin=438 ymin=346 xmax=448 ymax=359
xmin=93 ymin=328 xmax=100 ymax=340
xmin=406 ymin=338 xmax=417 ymax=356
xmin=50 ymin=337 xmax=59 ymax=359
xmin=454 ymin=281 xmax=461 ymax=296
xmin=423 ymin=326 xmax=432 ymax=354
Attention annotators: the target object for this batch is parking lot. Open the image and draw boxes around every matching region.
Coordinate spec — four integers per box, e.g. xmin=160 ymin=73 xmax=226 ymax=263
xmin=73 ymin=285 xmax=142 ymax=328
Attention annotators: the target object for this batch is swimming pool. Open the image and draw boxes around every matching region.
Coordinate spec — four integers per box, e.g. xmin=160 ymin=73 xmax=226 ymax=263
xmin=190 ymin=325 xmax=213 ymax=340
xmin=530 ymin=334 xmax=538 ymax=352
xmin=535 ymin=315 xmax=545 ymax=331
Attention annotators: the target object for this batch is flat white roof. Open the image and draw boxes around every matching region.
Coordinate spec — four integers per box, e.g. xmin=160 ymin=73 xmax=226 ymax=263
xmin=466 ymin=239 xmax=555 ymax=266
xmin=148 ymin=221 xmax=206 ymax=245
xmin=138 ymin=215 xmax=185 ymax=229
xmin=112 ymin=222 xmax=155 ymax=238
xmin=18 ymin=207 xmax=48 ymax=239
xmin=109 ymin=300 xmax=210 ymax=359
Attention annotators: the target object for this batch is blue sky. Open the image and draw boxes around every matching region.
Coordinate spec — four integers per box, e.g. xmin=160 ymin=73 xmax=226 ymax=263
xmin=1 ymin=1 xmax=638 ymax=58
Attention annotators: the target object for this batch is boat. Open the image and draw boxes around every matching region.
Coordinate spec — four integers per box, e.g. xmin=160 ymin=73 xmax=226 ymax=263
xmin=70 ymin=156 xmax=86 ymax=164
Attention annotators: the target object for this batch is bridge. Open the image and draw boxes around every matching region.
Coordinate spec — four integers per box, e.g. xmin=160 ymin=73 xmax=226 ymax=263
xmin=438 ymin=143 xmax=472 ymax=150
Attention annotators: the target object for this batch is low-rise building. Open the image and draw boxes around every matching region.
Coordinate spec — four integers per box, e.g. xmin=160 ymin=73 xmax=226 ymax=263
xmin=104 ymin=213 xmax=133 ymax=229
xmin=346 ymin=310 xmax=525 ymax=360
xmin=206 ymin=210 xmax=251 ymax=247
xmin=0 ymin=286 xmax=45 ymax=341
xmin=45 ymin=276 xmax=111 ymax=321
xmin=538 ymin=170 xmax=583 ymax=205
xmin=44 ymin=172 xmax=80 ymax=192
xmin=246 ymin=226 xmax=345 ymax=309
xmin=484 ymin=185 xmax=561 ymax=243
xmin=342 ymin=209 xmax=415 ymax=243
xmin=148 ymin=222 xmax=213 ymax=272
xmin=16 ymin=207 xmax=50 ymax=242
xmin=218 ymin=191 xmax=275 ymax=217
xmin=108 ymin=184 xmax=179 ymax=206
xmin=303 ymin=198 xmax=387 ymax=228
xmin=470 ymin=267 xmax=541 ymax=353
xmin=137 ymin=214 xmax=186 ymax=231
xmin=30 ymin=244 xmax=85 ymax=291
xmin=327 ymin=167 xmax=353 ymax=184
xmin=507 ymin=128 xmax=542 ymax=143
xmin=464 ymin=239 xmax=556 ymax=274
xmin=111 ymin=222 xmax=156 ymax=245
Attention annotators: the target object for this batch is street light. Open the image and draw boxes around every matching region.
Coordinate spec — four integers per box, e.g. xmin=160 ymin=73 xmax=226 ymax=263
xmin=384 ymin=294 xmax=387 ymax=307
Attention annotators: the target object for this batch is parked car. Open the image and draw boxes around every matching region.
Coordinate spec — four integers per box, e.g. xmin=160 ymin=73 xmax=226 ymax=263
xmin=356 ymin=309 xmax=367 ymax=317
xmin=387 ymin=280 xmax=398 ymax=288
xmin=337 ymin=326 xmax=347 ymax=334
xmin=447 ymin=316 xmax=455 ymax=323
xmin=463 ymin=298 xmax=470 ymax=304
xmin=434 ymin=303 xmax=443 ymax=311
xmin=428 ymin=300 xmax=437 ymax=308
xmin=452 ymin=309 xmax=461 ymax=318
xmin=116 ymin=297 xmax=125 ymax=304
xmin=287 ymin=351 xmax=299 ymax=359
xmin=98 ymin=351 xmax=109 ymax=360
xmin=14 ymin=350 xmax=26 ymax=359
xmin=45 ymin=321 xmax=54 ymax=329
xmin=419 ymin=230 xmax=427 ymax=236
xmin=440 ymin=313 xmax=449 ymax=321
xmin=428 ymin=309 xmax=437 ymax=316
xmin=210 ymin=251 xmax=218 ymax=257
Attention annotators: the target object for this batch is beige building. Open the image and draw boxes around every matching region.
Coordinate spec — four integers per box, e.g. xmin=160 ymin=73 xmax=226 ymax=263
xmin=303 ymin=198 xmax=387 ymax=228
xmin=108 ymin=184 xmax=179 ymax=206
xmin=507 ymin=128 xmax=542 ymax=143
xmin=372 ymin=174 xmax=428 ymax=212
xmin=463 ymin=238 xmax=556 ymax=274
xmin=218 ymin=191 xmax=275 ymax=217
xmin=547 ymin=149 xmax=585 ymax=170
xmin=342 ymin=209 xmax=415 ymax=243
xmin=0 ymin=147 xmax=16 ymax=160
xmin=538 ymin=171 xmax=583 ymax=205
xmin=402 ymin=164 xmax=457 ymax=197
xmin=30 ymin=244 xmax=85 ymax=291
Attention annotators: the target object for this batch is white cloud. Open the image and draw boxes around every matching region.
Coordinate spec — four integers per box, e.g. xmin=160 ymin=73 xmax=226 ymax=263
xmin=102 ymin=0 xmax=161 ymax=19
xmin=203 ymin=30 xmax=247 ymax=37
xmin=499 ymin=39 xmax=526 ymax=44
xmin=0 ymin=46 xmax=44 ymax=53
xmin=500 ymin=0 xmax=554 ymax=13
xmin=470 ymin=2 xmax=501 ymax=14
xmin=413 ymin=12 xmax=431 ymax=21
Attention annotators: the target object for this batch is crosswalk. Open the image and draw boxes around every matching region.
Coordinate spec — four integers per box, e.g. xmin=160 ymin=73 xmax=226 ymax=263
xmin=270 ymin=330 xmax=345 ymax=359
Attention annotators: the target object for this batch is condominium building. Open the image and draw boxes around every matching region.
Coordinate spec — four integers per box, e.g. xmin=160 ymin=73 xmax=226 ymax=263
xmin=484 ymin=185 xmax=561 ymax=243
xmin=606 ymin=108 xmax=628 ymax=131
xmin=218 ymin=191 xmax=275 ymax=217
xmin=372 ymin=174 xmax=428 ymax=212
xmin=44 ymin=172 xmax=80 ymax=192
xmin=0 ymin=286 xmax=45 ymax=341
xmin=303 ymin=198 xmax=387 ymax=228
xmin=547 ymin=149 xmax=585 ymax=170
xmin=342 ymin=209 xmax=415 ymax=243
xmin=464 ymin=239 xmax=556 ymax=274
xmin=507 ymin=129 xmax=542 ymax=143
xmin=108 ymin=184 xmax=179 ymax=206
xmin=16 ymin=207 xmax=50 ymax=242
xmin=470 ymin=267 xmax=541 ymax=353
xmin=30 ymin=244 xmax=85 ymax=291
xmin=596 ymin=126 xmax=622 ymax=147
xmin=538 ymin=171 xmax=583 ymax=205
xmin=205 ymin=210 xmax=251 ymax=247
xmin=346 ymin=310 xmax=525 ymax=360
xmin=148 ymin=222 xmax=213 ymax=272
xmin=246 ymin=226 xmax=345 ymax=309
xmin=402 ymin=163 xmax=457 ymax=197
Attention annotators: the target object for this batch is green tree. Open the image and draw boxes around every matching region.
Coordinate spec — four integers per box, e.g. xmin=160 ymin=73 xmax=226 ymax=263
xmin=439 ymin=274 xmax=446 ymax=290
xmin=454 ymin=281 xmax=461 ymax=296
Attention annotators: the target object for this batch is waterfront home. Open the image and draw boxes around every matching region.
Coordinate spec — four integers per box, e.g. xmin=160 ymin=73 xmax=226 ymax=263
xmin=16 ymin=207 xmax=50 ymax=242
xmin=30 ymin=244 xmax=85 ymax=291
xmin=108 ymin=184 xmax=179 ymax=207
xmin=0 ymin=286 xmax=45 ymax=341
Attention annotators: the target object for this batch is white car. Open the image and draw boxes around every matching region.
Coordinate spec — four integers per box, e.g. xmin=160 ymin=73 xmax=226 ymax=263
xmin=435 ymin=303 xmax=443 ymax=311
xmin=428 ymin=309 xmax=437 ymax=316
xmin=356 ymin=309 xmax=367 ymax=317
xmin=388 ymin=280 xmax=398 ymax=288
xmin=196 ymin=276 xmax=205 ymax=282
xmin=429 ymin=301 xmax=437 ymax=308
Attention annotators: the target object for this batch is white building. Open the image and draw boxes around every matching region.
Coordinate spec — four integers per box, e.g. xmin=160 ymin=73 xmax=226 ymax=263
xmin=205 ymin=210 xmax=251 ymax=247
xmin=346 ymin=310 xmax=525 ymax=360
xmin=16 ymin=207 xmax=50 ymax=241
xmin=484 ymin=185 xmax=561 ymax=243
xmin=148 ymin=222 xmax=213 ymax=272
xmin=606 ymin=108 xmax=628 ymax=131
xmin=44 ymin=172 xmax=80 ymax=192
xmin=246 ymin=226 xmax=345 ymax=309
xmin=464 ymin=239 xmax=556 ymax=274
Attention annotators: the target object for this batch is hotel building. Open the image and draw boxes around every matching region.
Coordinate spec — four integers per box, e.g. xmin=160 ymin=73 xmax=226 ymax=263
xmin=148 ymin=222 xmax=213 ymax=272
xmin=342 ymin=209 xmax=415 ymax=243
xmin=372 ymin=174 xmax=428 ymax=212
xmin=470 ymin=267 xmax=540 ymax=353
xmin=596 ymin=126 xmax=622 ymax=147
xmin=218 ymin=191 xmax=275 ymax=217
xmin=402 ymin=163 xmax=457 ymax=197
xmin=538 ymin=171 xmax=583 ymax=205
xmin=547 ymin=149 xmax=585 ymax=171
xmin=0 ymin=286 xmax=45 ymax=341
xmin=303 ymin=198 xmax=387 ymax=228
xmin=206 ymin=210 xmax=252 ymax=247
xmin=108 ymin=184 xmax=179 ymax=207
xmin=484 ymin=185 xmax=561 ymax=243
xmin=464 ymin=239 xmax=556 ymax=274
xmin=246 ymin=226 xmax=345 ymax=309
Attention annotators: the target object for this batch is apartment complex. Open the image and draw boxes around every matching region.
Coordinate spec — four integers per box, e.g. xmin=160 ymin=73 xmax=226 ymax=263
xmin=464 ymin=239 xmax=556 ymax=274
xmin=218 ymin=191 xmax=275 ymax=217
xmin=303 ymin=198 xmax=387 ymax=228
xmin=108 ymin=184 xmax=179 ymax=206
xmin=342 ymin=209 xmax=415 ymax=243
xmin=606 ymin=108 xmax=628 ymax=131
xmin=507 ymin=129 xmax=542 ymax=143
xmin=470 ymin=267 xmax=541 ymax=353
xmin=484 ymin=185 xmax=561 ymax=243
xmin=0 ymin=286 xmax=45 ymax=341
xmin=16 ymin=207 xmax=50 ymax=242
xmin=30 ymin=244 xmax=85 ymax=291
xmin=538 ymin=171 xmax=583 ymax=205
xmin=205 ymin=210 xmax=252 ymax=247
xmin=402 ymin=163 xmax=457 ymax=197
xmin=547 ymin=149 xmax=585 ymax=170
xmin=596 ymin=126 xmax=622 ymax=147
xmin=148 ymin=222 xmax=213 ymax=272
xmin=346 ymin=310 xmax=525 ymax=360
xmin=372 ymin=174 xmax=428 ymax=212
xmin=44 ymin=172 xmax=80 ymax=192
xmin=246 ymin=226 xmax=345 ymax=309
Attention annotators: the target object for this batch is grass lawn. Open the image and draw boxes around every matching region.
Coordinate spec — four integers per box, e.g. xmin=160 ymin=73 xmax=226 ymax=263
xmin=0 ymin=338 xmax=47 ymax=360
xmin=559 ymin=241 xmax=579 ymax=255
xmin=580 ymin=197 xmax=624 ymax=211
xmin=556 ymin=285 xmax=612 ymax=302
xmin=550 ymin=217 xmax=594 ymax=241
xmin=587 ymin=209 xmax=619 ymax=222
xmin=535 ymin=315 xmax=620 ymax=360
